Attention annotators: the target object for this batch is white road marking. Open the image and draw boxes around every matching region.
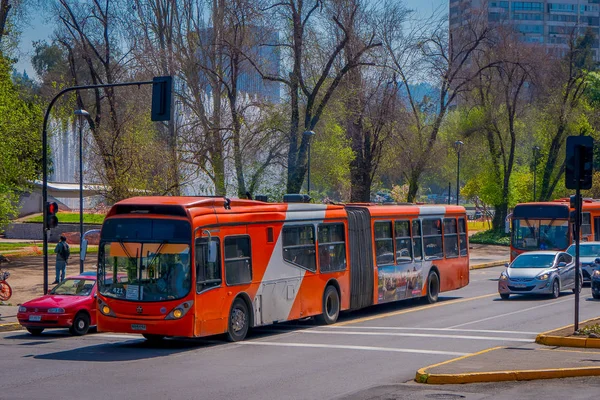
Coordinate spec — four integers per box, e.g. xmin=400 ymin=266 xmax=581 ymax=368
xmin=299 ymin=330 xmax=533 ymax=342
xmin=241 ymin=341 xmax=468 ymax=356
xmin=448 ymin=298 xmax=572 ymax=328
xmin=324 ymin=326 xmax=538 ymax=335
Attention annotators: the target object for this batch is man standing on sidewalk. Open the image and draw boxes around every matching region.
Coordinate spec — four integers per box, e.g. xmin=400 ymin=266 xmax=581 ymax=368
xmin=53 ymin=235 xmax=70 ymax=284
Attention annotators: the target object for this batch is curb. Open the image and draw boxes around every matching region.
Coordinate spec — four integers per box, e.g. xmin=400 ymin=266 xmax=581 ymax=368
xmin=415 ymin=346 xmax=600 ymax=384
xmin=470 ymin=260 xmax=508 ymax=270
xmin=536 ymin=317 xmax=600 ymax=348
xmin=0 ymin=322 xmax=23 ymax=332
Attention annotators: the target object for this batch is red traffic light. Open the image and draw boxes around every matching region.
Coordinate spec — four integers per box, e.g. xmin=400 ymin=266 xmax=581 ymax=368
xmin=45 ymin=202 xmax=59 ymax=229
xmin=47 ymin=202 xmax=58 ymax=214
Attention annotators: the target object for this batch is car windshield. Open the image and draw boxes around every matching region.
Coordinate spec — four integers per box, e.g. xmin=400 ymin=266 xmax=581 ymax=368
xmin=567 ymin=244 xmax=600 ymax=258
xmin=51 ymin=279 xmax=96 ymax=296
xmin=510 ymin=254 xmax=556 ymax=269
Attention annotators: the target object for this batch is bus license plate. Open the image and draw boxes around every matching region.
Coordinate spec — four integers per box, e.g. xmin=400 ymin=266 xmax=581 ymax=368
xmin=131 ymin=324 xmax=146 ymax=331
xmin=29 ymin=315 xmax=41 ymax=322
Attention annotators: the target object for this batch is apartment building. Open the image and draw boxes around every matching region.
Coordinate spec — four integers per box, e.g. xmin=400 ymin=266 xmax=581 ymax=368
xmin=450 ymin=0 xmax=600 ymax=60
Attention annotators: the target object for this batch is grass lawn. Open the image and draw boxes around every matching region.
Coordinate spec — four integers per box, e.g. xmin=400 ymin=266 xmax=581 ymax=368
xmin=468 ymin=221 xmax=493 ymax=232
xmin=23 ymin=212 xmax=105 ymax=224
xmin=0 ymin=242 xmax=98 ymax=255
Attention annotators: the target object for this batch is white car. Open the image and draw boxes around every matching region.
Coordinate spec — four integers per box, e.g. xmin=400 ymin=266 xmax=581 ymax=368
xmin=566 ymin=242 xmax=600 ymax=283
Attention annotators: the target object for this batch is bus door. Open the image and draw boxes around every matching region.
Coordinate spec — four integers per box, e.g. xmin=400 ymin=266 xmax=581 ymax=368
xmin=193 ymin=230 xmax=226 ymax=337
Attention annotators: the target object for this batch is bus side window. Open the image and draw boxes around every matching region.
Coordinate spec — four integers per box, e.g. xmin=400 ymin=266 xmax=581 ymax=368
xmin=412 ymin=220 xmax=423 ymax=260
xmin=195 ymin=237 xmax=222 ymax=293
xmin=423 ymin=219 xmax=443 ymax=260
xmin=225 ymin=236 xmax=252 ymax=285
xmin=317 ymin=223 xmax=346 ymax=273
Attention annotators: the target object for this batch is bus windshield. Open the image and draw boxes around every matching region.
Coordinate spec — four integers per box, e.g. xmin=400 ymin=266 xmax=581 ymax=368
xmin=99 ymin=242 xmax=191 ymax=302
xmin=98 ymin=218 xmax=192 ymax=302
xmin=511 ymin=218 xmax=569 ymax=251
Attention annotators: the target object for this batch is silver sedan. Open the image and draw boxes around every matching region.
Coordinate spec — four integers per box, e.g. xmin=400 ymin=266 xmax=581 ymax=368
xmin=566 ymin=242 xmax=600 ymax=283
xmin=498 ymin=251 xmax=582 ymax=300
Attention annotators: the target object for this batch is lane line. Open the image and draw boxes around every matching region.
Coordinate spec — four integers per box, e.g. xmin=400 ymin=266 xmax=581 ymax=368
xmin=336 ymin=293 xmax=497 ymax=326
xmin=240 ymin=341 xmax=469 ymax=356
xmin=323 ymin=326 xmax=538 ymax=335
xmin=448 ymin=298 xmax=572 ymax=328
xmin=298 ymin=330 xmax=532 ymax=342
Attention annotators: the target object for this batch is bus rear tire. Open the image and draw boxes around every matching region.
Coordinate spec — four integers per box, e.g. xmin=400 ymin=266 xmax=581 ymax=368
xmin=425 ymin=270 xmax=440 ymax=304
xmin=226 ymin=298 xmax=249 ymax=342
xmin=316 ymin=285 xmax=340 ymax=325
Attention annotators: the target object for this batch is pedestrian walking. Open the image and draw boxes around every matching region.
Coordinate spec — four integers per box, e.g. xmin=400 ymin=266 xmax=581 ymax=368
xmin=53 ymin=235 xmax=70 ymax=284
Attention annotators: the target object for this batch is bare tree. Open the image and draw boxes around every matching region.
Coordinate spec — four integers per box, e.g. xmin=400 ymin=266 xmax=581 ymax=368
xmin=379 ymin=6 xmax=492 ymax=202
xmin=253 ymin=0 xmax=381 ymax=194
xmin=538 ymin=28 xmax=596 ymax=201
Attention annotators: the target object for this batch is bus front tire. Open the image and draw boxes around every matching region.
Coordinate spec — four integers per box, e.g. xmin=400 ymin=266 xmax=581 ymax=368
xmin=425 ymin=271 xmax=440 ymax=304
xmin=226 ymin=298 xmax=250 ymax=342
xmin=316 ymin=285 xmax=340 ymax=325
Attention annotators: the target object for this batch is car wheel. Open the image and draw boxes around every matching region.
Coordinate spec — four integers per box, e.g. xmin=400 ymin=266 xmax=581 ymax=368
xmin=226 ymin=298 xmax=250 ymax=342
xmin=143 ymin=334 xmax=165 ymax=343
xmin=26 ymin=327 xmax=44 ymax=335
xmin=500 ymin=293 xmax=510 ymax=300
xmin=425 ymin=270 xmax=440 ymax=304
xmin=551 ymin=280 xmax=560 ymax=299
xmin=316 ymin=285 xmax=340 ymax=325
xmin=70 ymin=312 xmax=90 ymax=336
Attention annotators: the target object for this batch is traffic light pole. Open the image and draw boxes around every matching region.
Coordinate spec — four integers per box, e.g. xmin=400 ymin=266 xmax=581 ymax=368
xmin=42 ymin=80 xmax=155 ymax=295
xmin=574 ymin=190 xmax=581 ymax=332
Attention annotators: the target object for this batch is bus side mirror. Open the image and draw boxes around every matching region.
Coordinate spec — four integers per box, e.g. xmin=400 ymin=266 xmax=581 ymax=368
xmin=80 ymin=239 xmax=88 ymax=262
xmin=208 ymin=241 xmax=217 ymax=263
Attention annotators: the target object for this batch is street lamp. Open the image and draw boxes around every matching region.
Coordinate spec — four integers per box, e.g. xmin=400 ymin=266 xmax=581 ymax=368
xmin=454 ymin=140 xmax=464 ymax=206
xmin=533 ymin=146 xmax=540 ymax=202
xmin=303 ymin=130 xmax=316 ymax=194
xmin=74 ymin=109 xmax=89 ymax=274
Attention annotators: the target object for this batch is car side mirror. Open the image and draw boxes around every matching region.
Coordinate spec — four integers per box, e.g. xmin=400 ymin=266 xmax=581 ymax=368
xmin=80 ymin=239 xmax=88 ymax=262
xmin=504 ymin=262 xmax=509 ymax=268
xmin=558 ymin=262 xmax=567 ymax=268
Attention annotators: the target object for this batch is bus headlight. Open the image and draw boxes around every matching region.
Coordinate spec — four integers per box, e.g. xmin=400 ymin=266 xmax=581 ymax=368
xmin=97 ymin=298 xmax=116 ymax=317
xmin=165 ymin=301 xmax=193 ymax=320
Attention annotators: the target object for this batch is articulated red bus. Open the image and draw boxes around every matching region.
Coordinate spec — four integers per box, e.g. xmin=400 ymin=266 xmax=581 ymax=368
xmin=510 ymin=198 xmax=600 ymax=260
xmin=96 ymin=197 xmax=469 ymax=341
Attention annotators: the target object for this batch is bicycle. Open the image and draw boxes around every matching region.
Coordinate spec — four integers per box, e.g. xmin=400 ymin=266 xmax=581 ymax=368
xmin=0 ymin=269 xmax=11 ymax=301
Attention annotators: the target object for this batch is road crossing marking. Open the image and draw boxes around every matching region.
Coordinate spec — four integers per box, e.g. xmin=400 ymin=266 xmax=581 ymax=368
xmin=448 ymin=297 xmax=572 ymax=328
xmin=299 ymin=330 xmax=533 ymax=342
xmin=324 ymin=326 xmax=538 ymax=335
xmin=336 ymin=293 xmax=497 ymax=326
xmin=240 ymin=341 xmax=469 ymax=356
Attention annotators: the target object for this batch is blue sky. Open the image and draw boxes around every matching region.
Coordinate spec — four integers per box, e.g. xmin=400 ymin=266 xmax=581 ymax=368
xmin=15 ymin=0 xmax=446 ymax=79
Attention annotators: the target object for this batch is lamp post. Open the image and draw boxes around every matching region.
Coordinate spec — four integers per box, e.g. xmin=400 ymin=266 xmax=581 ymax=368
xmin=533 ymin=146 xmax=540 ymax=201
xmin=303 ymin=130 xmax=316 ymax=194
xmin=74 ymin=109 xmax=89 ymax=274
xmin=454 ymin=140 xmax=464 ymax=205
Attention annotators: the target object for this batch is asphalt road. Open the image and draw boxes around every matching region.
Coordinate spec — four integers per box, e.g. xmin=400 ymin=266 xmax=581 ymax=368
xmin=3 ymin=266 xmax=600 ymax=400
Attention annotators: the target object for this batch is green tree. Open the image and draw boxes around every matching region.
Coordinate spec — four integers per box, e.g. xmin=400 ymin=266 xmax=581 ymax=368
xmin=0 ymin=55 xmax=42 ymax=230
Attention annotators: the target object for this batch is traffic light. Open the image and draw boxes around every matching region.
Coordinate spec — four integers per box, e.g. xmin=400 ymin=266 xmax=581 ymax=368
xmin=46 ymin=201 xmax=59 ymax=230
xmin=151 ymin=76 xmax=172 ymax=121
xmin=565 ymin=136 xmax=594 ymax=190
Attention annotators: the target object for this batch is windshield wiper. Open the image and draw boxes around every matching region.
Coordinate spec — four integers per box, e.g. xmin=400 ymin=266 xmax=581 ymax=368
xmin=147 ymin=240 xmax=168 ymax=272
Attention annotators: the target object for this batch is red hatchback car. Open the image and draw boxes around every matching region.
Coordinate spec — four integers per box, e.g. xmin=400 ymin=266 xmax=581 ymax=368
xmin=17 ymin=272 xmax=98 ymax=336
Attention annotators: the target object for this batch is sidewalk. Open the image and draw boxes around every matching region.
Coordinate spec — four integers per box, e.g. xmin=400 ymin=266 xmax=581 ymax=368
xmin=0 ymin=305 xmax=21 ymax=332
xmin=416 ymin=323 xmax=600 ymax=384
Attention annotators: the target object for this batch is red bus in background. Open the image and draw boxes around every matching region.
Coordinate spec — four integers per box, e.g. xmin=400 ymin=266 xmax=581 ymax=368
xmin=96 ymin=197 xmax=470 ymax=342
xmin=510 ymin=198 xmax=600 ymax=260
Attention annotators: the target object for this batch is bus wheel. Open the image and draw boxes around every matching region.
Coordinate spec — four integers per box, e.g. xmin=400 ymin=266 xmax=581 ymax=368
xmin=227 ymin=298 xmax=249 ymax=342
xmin=425 ymin=271 xmax=440 ymax=304
xmin=316 ymin=285 xmax=340 ymax=325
